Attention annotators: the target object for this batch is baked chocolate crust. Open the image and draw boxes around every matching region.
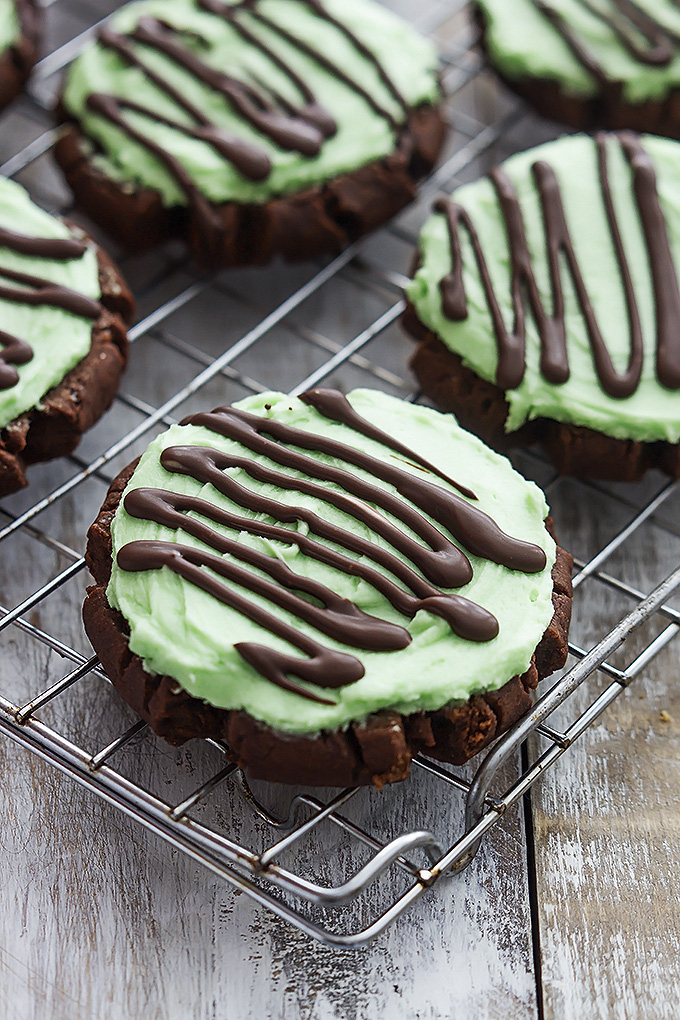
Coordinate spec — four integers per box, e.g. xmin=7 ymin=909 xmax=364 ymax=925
xmin=53 ymin=104 xmax=447 ymax=269
xmin=473 ymin=4 xmax=680 ymax=139
xmin=82 ymin=458 xmax=573 ymax=788
xmin=0 ymin=234 xmax=134 ymax=498
xmin=0 ymin=1 xmax=40 ymax=113
xmin=404 ymin=302 xmax=680 ymax=482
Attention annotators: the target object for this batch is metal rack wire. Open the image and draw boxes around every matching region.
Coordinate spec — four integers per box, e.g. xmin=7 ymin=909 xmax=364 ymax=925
xmin=1 ymin=0 xmax=679 ymax=949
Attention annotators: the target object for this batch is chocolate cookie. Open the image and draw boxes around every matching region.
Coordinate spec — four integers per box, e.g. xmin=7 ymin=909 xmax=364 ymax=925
xmin=405 ymin=132 xmax=680 ymax=480
xmin=474 ymin=1 xmax=680 ymax=138
xmin=53 ymin=0 xmax=446 ymax=268
xmin=0 ymin=0 xmax=39 ymax=114
xmin=83 ymin=388 xmax=572 ymax=787
xmin=0 ymin=177 xmax=134 ymax=497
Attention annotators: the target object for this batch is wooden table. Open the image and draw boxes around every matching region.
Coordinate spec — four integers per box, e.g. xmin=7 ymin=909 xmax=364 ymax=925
xmin=1 ymin=2 xmax=679 ymax=1017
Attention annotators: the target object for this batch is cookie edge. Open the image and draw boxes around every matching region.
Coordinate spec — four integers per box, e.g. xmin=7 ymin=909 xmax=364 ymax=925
xmin=52 ymin=101 xmax=448 ymax=267
xmin=473 ymin=3 xmax=680 ymax=138
xmin=403 ymin=301 xmax=680 ymax=480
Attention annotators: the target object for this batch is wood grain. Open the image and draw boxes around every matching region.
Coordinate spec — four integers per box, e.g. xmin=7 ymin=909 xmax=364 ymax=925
xmin=529 ymin=476 xmax=680 ymax=1020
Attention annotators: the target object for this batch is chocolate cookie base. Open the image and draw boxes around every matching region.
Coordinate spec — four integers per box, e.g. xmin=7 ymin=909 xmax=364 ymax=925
xmin=53 ymin=104 xmax=447 ymax=269
xmin=404 ymin=303 xmax=680 ymax=482
xmin=82 ymin=459 xmax=573 ymax=788
xmin=473 ymin=4 xmax=680 ymax=139
xmin=0 ymin=233 xmax=135 ymax=498
xmin=0 ymin=1 xmax=39 ymax=113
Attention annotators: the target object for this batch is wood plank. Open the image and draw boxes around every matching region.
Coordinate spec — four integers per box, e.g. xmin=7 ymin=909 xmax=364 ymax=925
xmin=530 ymin=476 xmax=680 ymax=1020
xmin=0 ymin=739 xmax=540 ymax=1019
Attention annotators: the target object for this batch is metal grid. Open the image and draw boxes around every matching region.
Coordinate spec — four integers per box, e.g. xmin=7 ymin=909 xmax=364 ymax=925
xmin=1 ymin=0 xmax=679 ymax=949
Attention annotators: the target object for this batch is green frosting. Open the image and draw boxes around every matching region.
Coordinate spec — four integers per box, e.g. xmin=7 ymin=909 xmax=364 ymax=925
xmin=0 ymin=177 xmax=102 ymax=430
xmin=107 ymin=389 xmax=556 ymax=736
xmin=61 ymin=0 xmax=440 ymax=207
xmin=477 ymin=0 xmax=680 ymax=103
xmin=0 ymin=0 xmax=19 ymax=56
xmin=407 ymin=133 xmax=680 ymax=444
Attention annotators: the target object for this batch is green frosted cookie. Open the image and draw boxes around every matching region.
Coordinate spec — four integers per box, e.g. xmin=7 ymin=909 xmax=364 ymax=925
xmin=406 ymin=132 xmax=680 ymax=479
xmin=0 ymin=177 xmax=133 ymax=496
xmin=475 ymin=0 xmax=680 ymax=136
xmin=55 ymin=0 xmax=446 ymax=267
xmin=83 ymin=388 xmax=572 ymax=787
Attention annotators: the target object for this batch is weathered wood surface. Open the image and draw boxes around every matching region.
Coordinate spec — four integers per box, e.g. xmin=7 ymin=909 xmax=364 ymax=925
xmin=0 ymin=2 xmax=678 ymax=1018
xmin=530 ymin=476 xmax=680 ymax=1020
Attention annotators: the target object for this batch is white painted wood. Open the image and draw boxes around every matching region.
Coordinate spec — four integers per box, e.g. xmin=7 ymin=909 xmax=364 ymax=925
xmin=529 ymin=477 xmax=680 ymax=1020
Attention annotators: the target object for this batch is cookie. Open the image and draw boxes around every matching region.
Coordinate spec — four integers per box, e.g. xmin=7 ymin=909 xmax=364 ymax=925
xmin=0 ymin=0 xmax=39 ymax=113
xmin=53 ymin=0 xmax=446 ymax=268
xmin=83 ymin=388 xmax=572 ymax=788
xmin=405 ymin=132 xmax=680 ymax=480
xmin=474 ymin=1 xmax=680 ymax=137
xmin=0 ymin=177 xmax=134 ymax=497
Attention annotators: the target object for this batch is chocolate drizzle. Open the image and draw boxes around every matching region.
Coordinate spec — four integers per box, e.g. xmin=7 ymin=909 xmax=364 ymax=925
xmin=198 ymin=0 xmax=338 ymax=137
xmin=298 ymin=387 xmax=478 ymax=499
xmin=0 ymin=330 xmax=32 ymax=389
xmin=531 ymin=0 xmax=680 ymax=78
xmin=0 ymin=226 xmax=87 ymax=261
xmin=232 ymin=1 xmax=405 ymax=129
xmin=117 ymin=391 xmax=547 ymax=703
xmin=0 ymin=225 xmax=99 ymax=391
xmin=620 ymin=133 xmax=680 ymax=388
xmin=436 ymin=133 xmax=680 ymax=397
xmin=81 ymin=1 xmax=411 ymax=243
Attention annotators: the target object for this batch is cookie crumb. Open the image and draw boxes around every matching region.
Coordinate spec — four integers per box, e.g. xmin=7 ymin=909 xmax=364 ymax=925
xmin=659 ymin=710 xmax=673 ymax=724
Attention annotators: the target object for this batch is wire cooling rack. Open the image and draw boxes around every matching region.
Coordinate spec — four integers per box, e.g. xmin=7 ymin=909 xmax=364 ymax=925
xmin=1 ymin=0 xmax=679 ymax=950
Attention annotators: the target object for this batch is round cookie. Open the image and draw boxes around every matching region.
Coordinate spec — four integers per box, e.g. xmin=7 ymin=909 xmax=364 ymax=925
xmin=0 ymin=177 xmax=134 ymax=497
xmin=54 ymin=0 xmax=446 ymax=268
xmin=405 ymin=132 xmax=680 ymax=480
xmin=83 ymin=388 xmax=572 ymax=788
xmin=0 ymin=0 xmax=40 ymax=113
xmin=474 ymin=0 xmax=680 ymax=137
